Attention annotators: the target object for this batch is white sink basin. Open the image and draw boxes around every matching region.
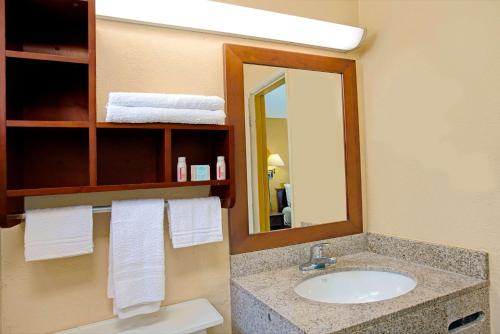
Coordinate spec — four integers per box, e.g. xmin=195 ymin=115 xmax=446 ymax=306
xmin=294 ymin=270 xmax=416 ymax=304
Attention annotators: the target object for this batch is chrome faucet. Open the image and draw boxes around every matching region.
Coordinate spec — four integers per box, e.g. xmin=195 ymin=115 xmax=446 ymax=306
xmin=299 ymin=242 xmax=337 ymax=272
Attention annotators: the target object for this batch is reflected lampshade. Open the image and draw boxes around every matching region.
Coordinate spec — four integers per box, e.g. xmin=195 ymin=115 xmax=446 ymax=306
xmin=268 ymin=154 xmax=285 ymax=167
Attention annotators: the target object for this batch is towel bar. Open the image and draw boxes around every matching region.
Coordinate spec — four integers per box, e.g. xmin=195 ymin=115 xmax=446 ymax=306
xmin=6 ymin=204 xmax=139 ymax=221
xmin=6 ymin=199 xmax=215 ymax=221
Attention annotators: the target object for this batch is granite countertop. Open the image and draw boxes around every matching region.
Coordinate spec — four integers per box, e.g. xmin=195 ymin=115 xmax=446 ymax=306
xmin=231 ymin=251 xmax=488 ymax=334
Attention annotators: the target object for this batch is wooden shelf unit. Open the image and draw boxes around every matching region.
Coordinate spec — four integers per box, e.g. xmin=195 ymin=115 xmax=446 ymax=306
xmin=0 ymin=0 xmax=234 ymax=228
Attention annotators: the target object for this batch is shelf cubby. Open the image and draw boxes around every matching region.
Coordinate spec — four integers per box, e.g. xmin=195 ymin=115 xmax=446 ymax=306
xmin=5 ymin=0 xmax=89 ymax=58
xmin=171 ymin=129 xmax=231 ymax=182
xmin=97 ymin=128 xmax=166 ymax=186
xmin=7 ymin=128 xmax=90 ymax=190
xmin=6 ymin=57 xmax=89 ymax=121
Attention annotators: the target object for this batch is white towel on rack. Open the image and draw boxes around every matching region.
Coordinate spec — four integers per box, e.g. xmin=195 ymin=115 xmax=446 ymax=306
xmin=167 ymin=197 xmax=222 ymax=249
xmin=24 ymin=206 xmax=93 ymax=262
xmin=105 ymin=105 xmax=226 ymax=125
xmin=108 ymin=93 xmax=225 ymax=111
xmin=107 ymin=199 xmax=165 ymax=319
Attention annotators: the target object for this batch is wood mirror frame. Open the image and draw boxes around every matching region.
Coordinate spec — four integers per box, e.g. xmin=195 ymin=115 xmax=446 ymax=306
xmin=224 ymin=44 xmax=362 ymax=254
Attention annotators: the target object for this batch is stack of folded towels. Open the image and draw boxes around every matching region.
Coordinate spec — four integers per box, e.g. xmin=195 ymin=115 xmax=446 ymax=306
xmin=106 ymin=92 xmax=226 ymax=125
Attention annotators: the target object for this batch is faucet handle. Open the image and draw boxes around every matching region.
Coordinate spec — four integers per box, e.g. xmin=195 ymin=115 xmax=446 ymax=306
xmin=310 ymin=242 xmax=330 ymax=259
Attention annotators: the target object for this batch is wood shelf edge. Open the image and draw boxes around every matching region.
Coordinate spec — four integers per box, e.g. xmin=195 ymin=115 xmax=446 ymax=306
xmin=6 ymin=180 xmax=231 ymax=197
xmin=96 ymin=122 xmax=231 ymax=131
xmin=6 ymin=120 xmax=90 ymax=128
xmin=6 ymin=50 xmax=89 ymax=64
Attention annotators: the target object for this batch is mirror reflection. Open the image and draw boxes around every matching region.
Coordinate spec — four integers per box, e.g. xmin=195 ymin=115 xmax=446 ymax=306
xmin=244 ymin=64 xmax=347 ymax=234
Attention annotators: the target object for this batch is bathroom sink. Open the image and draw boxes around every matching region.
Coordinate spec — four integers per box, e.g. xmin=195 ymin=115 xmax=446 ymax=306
xmin=294 ymin=270 xmax=416 ymax=304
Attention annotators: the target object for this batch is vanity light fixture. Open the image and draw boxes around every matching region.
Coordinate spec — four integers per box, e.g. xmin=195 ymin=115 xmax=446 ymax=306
xmin=96 ymin=0 xmax=366 ymax=52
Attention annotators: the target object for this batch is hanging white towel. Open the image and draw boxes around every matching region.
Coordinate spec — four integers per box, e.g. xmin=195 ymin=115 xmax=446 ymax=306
xmin=107 ymin=199 xmax=165 ymax=319
xmin=108 ymin=93 xmax=225 ymax=111
xmin=24 ymin=206 xmax=93 ymax=262
xmin=167 ymin=197 xmax=222 ymax=249
xmin=105 ymin=105 xmax=226 ymax=125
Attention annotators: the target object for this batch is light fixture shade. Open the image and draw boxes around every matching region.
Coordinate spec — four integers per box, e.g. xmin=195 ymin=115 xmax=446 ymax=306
xmin=96 ymin=0 xmax=366 ymax=52
xmin=268 ymin=154 xmax=285 ymax=167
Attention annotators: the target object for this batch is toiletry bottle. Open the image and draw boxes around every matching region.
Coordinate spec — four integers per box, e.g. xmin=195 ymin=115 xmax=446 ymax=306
xmin=216 ymin=156 xmax=226 ymax=180
xmin=177 ymin=157 xmax=187 ymax=182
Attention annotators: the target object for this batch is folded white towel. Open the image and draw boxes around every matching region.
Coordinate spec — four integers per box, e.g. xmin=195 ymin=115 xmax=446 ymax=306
xmin=167 ymin=197 xmax=222 ymax=249
xmin=108 ymin=93 xmax=225 ymax=111
xmin=105 ymin=105 xmax=226 ymax=125
xmin=24 ymin=206 xmax=93 ymax=262
xmin=107 ymin=199 xmax=165 ymax=319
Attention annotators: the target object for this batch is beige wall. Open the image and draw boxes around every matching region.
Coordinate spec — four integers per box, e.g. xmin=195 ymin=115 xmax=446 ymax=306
xmin=286 ymin=70 xmax=346 ymax=227
xmin=358 ymin=0 xmax=500 ymax=330
xmin=1 ymin=1 xmax=360 ymax=333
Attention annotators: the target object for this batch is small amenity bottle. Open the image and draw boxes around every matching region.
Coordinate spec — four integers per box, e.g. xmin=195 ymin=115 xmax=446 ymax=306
xmin=216 ymin=156 xmax=226 ymax=180
xmin=177 ymin=157 xmax=187 ymax=182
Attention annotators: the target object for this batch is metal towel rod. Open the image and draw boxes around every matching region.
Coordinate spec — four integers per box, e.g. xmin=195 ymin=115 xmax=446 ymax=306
xmin=7 ymin=197 xmax=222 ymax=221
xmin=7 ymin=200 xmax=171 ymax=221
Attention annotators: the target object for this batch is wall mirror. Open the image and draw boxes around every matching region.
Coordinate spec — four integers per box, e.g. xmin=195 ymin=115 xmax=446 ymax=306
xmin=224 ymin=44 xmax=362 ymax=254
xmin=244 ymin=65 xmax=346 ymax=234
